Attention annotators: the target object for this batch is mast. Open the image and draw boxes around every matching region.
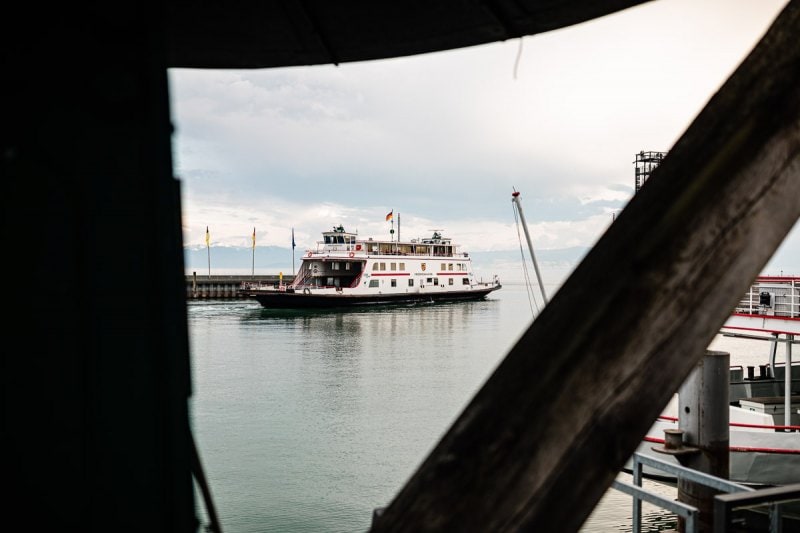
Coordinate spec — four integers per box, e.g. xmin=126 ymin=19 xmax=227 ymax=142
xmin=512 ymin=190 xmax=548 ymax=305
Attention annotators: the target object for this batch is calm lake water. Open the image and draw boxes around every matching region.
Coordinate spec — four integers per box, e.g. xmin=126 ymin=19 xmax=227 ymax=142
xmin=188 ymin=281 xmax=774 ymax=532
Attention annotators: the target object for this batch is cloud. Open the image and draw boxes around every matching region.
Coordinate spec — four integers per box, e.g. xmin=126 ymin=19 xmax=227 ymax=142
xmin=170 ymin=0 xmax=792 ymax=261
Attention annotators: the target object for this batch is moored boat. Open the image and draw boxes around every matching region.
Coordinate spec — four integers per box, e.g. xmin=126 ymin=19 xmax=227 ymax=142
xmin=240 ymin=225 xmax=501 ymax=308
xmin=630 ymin=276 xmax=800 ymax=487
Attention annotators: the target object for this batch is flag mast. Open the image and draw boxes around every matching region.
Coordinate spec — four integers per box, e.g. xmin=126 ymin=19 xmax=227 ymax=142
xmin=251 ymin=227 xmax=256 ymax=279
xmin=386 ymin=210 xmax=394 ymax=242
xmin=291 ymin=227 xmax=296 ymax=276
xmin=205 ymin=226 xmax=211 ymax=278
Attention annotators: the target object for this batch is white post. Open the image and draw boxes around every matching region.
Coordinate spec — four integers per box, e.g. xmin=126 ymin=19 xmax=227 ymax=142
xmin=678 ymin=350 xmax=730 ymax=533
xmin=769 ymin=333 xmax=779 ymax=376
xmin=786 ymin=334 xmax=794 ymax=429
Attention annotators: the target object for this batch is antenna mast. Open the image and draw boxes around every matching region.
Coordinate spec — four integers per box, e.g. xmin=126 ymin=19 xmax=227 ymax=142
xmin=512 ymin=189 xmax=548 ymax=305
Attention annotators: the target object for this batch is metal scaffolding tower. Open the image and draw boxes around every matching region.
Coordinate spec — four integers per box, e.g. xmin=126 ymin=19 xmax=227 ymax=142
xmin=634 ymin=150 xmax=667 ymax=192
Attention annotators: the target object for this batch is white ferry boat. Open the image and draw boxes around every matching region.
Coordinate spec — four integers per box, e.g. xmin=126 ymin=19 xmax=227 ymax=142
xmin=240 ymin=225 xmax=501 ymax=308
xmin=631 ymin=276 xmax=800 ymax=486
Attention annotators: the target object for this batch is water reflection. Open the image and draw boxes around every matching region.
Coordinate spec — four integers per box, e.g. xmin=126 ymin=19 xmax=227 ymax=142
xmin=581 ymin=474 xmax=679 ymax=532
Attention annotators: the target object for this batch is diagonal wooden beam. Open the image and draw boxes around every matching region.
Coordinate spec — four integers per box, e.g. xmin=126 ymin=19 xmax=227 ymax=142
xmin=371 ymin=2 xmax=800 ymax=531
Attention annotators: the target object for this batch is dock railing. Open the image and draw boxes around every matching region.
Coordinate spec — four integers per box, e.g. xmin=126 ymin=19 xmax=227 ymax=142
xmin=616 ymin=452 xmax=800 ymax=533
xmin=735 ymin=276 xmax=799 ymax=318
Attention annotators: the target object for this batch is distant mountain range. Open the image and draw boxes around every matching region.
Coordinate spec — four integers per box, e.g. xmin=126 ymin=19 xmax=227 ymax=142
xmin=183 ymin=245 xmax=590 ymax=277
xmin=184 ymin=240 xmax=798 ymax=279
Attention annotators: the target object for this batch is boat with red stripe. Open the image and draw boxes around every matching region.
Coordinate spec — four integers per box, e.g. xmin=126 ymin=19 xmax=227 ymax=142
xmin=240 ymin=224 xmax=501 ymax=309
xmin=630 ymin=276 xmax=799 ymax=486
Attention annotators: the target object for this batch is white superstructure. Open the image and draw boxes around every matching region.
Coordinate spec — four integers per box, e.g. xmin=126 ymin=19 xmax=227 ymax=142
xmin=241 ymin=225 xmax=500 ymax=308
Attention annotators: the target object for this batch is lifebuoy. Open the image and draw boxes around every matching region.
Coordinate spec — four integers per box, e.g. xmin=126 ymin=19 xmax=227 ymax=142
xmin=348 ymin=252 xmax=354 ymax=258
xmin=307 ymin=252 xmax=312 ymax=257
xmin=303 ymin=288 xmax=311 ymax=295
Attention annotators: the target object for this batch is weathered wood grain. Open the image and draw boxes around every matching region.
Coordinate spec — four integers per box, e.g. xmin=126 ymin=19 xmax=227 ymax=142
xmin=371 ymin=2 xmax=800 ymax=531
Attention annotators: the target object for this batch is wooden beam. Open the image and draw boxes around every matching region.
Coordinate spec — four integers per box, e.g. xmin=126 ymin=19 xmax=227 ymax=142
xmin=371 ymin=2 xmax=800 ymax=531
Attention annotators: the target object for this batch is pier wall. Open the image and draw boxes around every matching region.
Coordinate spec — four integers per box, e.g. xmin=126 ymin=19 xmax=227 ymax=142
xmin=186 ymin=273 xmax=295 ymax=299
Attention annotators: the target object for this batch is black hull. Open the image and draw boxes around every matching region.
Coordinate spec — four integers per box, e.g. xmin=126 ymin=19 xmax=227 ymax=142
xmin=243 ymin=286 xmax=501 ymax=309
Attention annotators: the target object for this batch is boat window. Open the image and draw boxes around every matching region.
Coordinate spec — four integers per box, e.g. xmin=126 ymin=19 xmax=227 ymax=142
xmin=332 ymin=262 xmax=340 ymax=270
xmin=369 ymin=279 xmax=379 ymax=288
xmin=433 ymin=278 xmax=439 ymax=286
xmin=440 ymin=263 xmax=446 ymax=271
xmin=448 ymin=264 xmax=453 ymax=271
xmin=408 ymin=279 xmax=414 ymax=287
xmin=399 ymin=263 xmax=405 ymax=271
xmin=391 ymin=279 xmax=397 ymax=287
xmin=345 ymin=263 xmax=351 ymax=270
xmin=448 ymin=278 xmax=454 ymax=285
xmin=390 ymin=262 xmax=396 ymax=271
xmin=462 ymin=278 xmax=470 ymax=285
xmin=372 ymin=263 xmax=379 ymax=271
xmin=380 ymin=263 xmax=386 ymax=271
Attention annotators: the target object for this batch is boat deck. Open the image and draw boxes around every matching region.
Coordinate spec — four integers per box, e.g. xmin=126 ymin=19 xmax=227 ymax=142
xmin=723 ymin=276 xmax=800 ymax=335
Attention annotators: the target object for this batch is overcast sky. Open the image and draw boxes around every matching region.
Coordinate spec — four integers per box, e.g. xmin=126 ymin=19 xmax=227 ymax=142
xmin=168 ymin=0 xmax=797 ymax=272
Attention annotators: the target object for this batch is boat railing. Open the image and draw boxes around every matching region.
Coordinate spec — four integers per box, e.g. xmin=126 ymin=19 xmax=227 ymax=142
xmin=655 ymin=414 xmax=800 ymax=434
xmin=313 ymin=249 xmax=471 ymax=258
xmin=240 ymin=280 xmax=271 ymax=291
xmin=292 ymin=283 xmax=348 ymax=290
xmin=617 ymin=452 xmax=800 ymax=533
xmin=735 ymin=276 xmax=800 ymax=318
xmin=290 ymin=270 xmax=313 ymax=288
xmin=367 ymin=251 xmax=460 ymax=257
xmin=318 ymin=244 xmax=360 ymax=253
xmin=239 ymin=280 xmax=294 ymax=292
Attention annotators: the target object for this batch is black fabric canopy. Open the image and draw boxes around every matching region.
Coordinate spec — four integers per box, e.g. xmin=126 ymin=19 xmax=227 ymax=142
xmin=165 ymin=0 xmax=652 ymax=68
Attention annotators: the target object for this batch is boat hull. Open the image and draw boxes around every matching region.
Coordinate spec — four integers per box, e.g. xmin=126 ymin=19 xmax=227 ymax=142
xmin=627 ymin=403 xmax=800 ymax=486
xmin=243 ymin=285 xmax=501 ymax=309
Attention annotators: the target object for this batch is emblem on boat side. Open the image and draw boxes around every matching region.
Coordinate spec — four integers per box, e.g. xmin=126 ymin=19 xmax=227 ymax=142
xmin=421 ymin=263 xmax=426 ymax=271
